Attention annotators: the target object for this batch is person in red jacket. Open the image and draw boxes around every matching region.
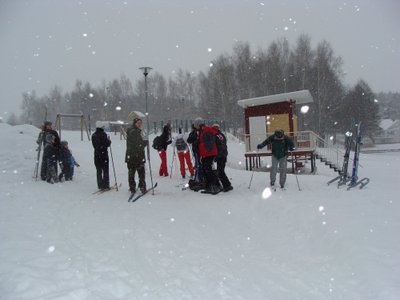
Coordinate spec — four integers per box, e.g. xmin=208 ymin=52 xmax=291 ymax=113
xmin=194 ymin=118 xmax=222 ymax=195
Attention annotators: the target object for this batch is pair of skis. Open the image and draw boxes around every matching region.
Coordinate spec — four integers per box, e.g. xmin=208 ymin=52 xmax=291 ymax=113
xmin=347 ymin=122 xmax=370 ymax=190
xmin=128 ymin=182 xmax=158 ymax=202
xmin=92 ymin=183 xmax=122 ymax=195
xmin=327 ymin=122 xmax=370 ymax=190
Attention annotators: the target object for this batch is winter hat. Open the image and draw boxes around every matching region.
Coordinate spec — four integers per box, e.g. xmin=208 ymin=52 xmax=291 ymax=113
xmin=212 ymin=123 xmax=220 ymax=130
xmin=95 ymin=121 xmax=105 ymax=129
xmin=44 ymin=121 xmax=52 ymax=126
xmin=60 ymin=140 xmax=68 ymax=147
xmin=274 ymin=129 xmax=284 ymax=138
xmin=193 ymin=117 xmax=205 ymax=128
xmin=133 ymin=118 xmax=142 ymax=125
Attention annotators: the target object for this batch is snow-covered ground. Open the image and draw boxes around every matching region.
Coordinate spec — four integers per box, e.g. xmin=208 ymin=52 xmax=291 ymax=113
xmin=0 ymin=123 xmax=399 ymax=300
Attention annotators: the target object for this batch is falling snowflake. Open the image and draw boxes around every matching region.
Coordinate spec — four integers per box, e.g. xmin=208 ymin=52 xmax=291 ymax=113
xmin=47 ymin=246 xmax=55 ymax=253
xmin=300 ymin=105 xmax=309 ymax=114
xmin=89 ymin=93 xmax=94 ymax=98
xmin=207 ymin=48 xmax=212 ymax=52
xmin=261 ymin=188 xmax=272 ymax=199
xmin=115 ymin=106 xmax=122 ymax=111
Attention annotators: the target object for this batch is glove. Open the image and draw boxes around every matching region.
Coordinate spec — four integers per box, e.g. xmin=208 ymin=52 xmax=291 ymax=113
xmin=257 ymin=144 xmax=263 ymax=150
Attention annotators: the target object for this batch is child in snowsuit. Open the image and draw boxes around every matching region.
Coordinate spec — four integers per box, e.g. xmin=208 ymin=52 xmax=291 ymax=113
xmin=69 ymin=153 xmax=80 ymax=180
xmin=172 ymin=128 xmax=194 ymax=179
xmin=58 ymin=141 xmax=73 ymax=181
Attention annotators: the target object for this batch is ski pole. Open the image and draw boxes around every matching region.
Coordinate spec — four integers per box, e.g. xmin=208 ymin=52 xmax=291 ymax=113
xmin=248 ymin=149 xmax=259 ymax=189
xmin=109 ymin=143 xmax=118 ymax=191
xmin=146 ymin=139 xmax=155 ymax=195
xmin=291 ymin=151 xmax=301 ymax=191
xmin=170 ymin=148 xmax=176 ymax=178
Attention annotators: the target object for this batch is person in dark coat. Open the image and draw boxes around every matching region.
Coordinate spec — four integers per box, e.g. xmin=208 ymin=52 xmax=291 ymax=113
xmin=43 ymin=134 xmax=59 ymax=184
xmin=91 ymin=122 xmax=111 ymax=190
xmin=125 ymin=118 xmax=147 ymax=194
xmin=37 ymin=121 xmax=60 ymax=181
xmin=187 ymin=123 xmax=203 ymax=183
xmin=58 ymin=140 xmax=72 ymax=181
xmin=212 ymin=124 xmax=233 ymax=192
xmin=158 ymin=124 xmax=172 ymax=177
xmin=257 ymin=129 xmax=295 ymax=188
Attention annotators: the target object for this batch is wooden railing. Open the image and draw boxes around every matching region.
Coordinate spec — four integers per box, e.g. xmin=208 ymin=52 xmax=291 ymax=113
xmin=243 ymin=131 xmax=346 ymax=170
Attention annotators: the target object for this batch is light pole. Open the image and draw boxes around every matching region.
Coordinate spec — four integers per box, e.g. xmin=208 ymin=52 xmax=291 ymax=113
xmin=139 ymin=66 xmax=154 ymax=193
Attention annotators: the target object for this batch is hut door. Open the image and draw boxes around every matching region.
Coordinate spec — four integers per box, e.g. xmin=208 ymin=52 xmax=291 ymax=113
xmin=249 ymin=116 xmax=267 ymax=152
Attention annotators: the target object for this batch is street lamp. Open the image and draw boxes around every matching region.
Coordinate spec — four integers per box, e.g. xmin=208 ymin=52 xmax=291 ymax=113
xmin=139 ymin=66 xmax=154 ymax=193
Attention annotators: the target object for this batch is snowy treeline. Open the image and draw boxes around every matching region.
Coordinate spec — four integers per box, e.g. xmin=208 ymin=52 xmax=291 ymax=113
xmin=18 ymin=34 xmax=380 ymax=139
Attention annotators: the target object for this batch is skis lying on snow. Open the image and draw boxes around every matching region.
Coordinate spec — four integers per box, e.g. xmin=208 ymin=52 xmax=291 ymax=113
xmin=93 ymin=183 xmax=121 ymax=195
xmin=128 ymin=182 xmax=158 ymax=202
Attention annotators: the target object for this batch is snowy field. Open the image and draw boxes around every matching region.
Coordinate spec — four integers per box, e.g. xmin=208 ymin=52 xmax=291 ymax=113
xmin=0 ymin=123 xmax=399 ymax=300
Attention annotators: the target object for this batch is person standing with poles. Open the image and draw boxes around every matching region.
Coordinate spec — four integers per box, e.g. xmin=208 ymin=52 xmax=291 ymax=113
xmin=157 ymin=124 xmax=172 ymax=177
xmin=257 ymin=129 xmax=294 ymax=189
xmin=36 ymin=121 xmax=60 ymax=181
xmin=125 ymin=118 xmax=147 ymax=195
xmin=91 ymin=122 xmax=111 ymax=190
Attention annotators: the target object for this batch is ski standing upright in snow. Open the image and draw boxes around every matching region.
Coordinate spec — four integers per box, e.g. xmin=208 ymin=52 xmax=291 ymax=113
xmin=347 ymin=122 xmax=370 ymax=190
xmin=327 ymin=130 xmax=354 ymax=187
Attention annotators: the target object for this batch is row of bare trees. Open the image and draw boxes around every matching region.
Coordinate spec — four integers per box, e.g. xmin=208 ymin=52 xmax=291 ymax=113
xmin=18 ymin=34 xmax=380 ymax=139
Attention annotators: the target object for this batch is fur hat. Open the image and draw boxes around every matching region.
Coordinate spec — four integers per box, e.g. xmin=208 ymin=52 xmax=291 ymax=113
xmin=193 ymin=117 xmax=205 ymax=128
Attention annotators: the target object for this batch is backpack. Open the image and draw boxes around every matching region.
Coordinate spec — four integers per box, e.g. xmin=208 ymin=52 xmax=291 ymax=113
xmin=175 ymin=138 xmax=187 ymax=151
xmin=152 ymin=136 xmax=162 ymax=150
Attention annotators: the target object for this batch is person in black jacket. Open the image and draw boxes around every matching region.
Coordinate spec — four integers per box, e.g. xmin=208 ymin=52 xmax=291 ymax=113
xmin=213 ymin=124 xmax=233 ymax=192
xmin=125 ymin=118 xmax=147 ymax=194
xmin=158 ymin=124 xmax=172 ymax=176
xmin=58 ymin=140 xmax=72 ymax=181
xmin=43 ymin=134 xmax=59 ymax=184
xmin=187 ymin=122 xmax=203 ymax=183
xmin=91 ymin=122 xmax=111 ymax=190
xmin=37 ymin=121 xmax=60 ymax=180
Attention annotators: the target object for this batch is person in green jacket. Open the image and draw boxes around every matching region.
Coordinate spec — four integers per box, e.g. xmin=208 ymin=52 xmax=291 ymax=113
xmin=125 ymin=118 xmax=147 ymax=194
xmin=257 ymin=129 xmax=295 ymax=188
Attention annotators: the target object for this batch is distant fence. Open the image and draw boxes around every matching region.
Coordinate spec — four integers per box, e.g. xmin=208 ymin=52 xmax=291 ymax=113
xmin=153 ymin=119 xmax=227 ymax=134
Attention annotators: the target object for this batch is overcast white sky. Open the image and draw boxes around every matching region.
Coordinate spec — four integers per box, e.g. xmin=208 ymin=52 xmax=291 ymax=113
xmin=0 ymin=0 xmax=399 ymax=119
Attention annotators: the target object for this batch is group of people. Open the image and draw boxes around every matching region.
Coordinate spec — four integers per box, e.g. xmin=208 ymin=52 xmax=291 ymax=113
xmin=39 ymin=118 xmax=295 ymax=194
xmin=122 ymin=117 xmax=233 ymax=195
xmin=37 ymin=121 xmax=80 ymax=184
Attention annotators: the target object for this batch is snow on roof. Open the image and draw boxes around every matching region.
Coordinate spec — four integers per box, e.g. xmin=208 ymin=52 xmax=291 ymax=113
xmin=237 ymin=90 xmax=314 ymax=108
xmin=379 ymin=119 xmax=395 ymax=130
